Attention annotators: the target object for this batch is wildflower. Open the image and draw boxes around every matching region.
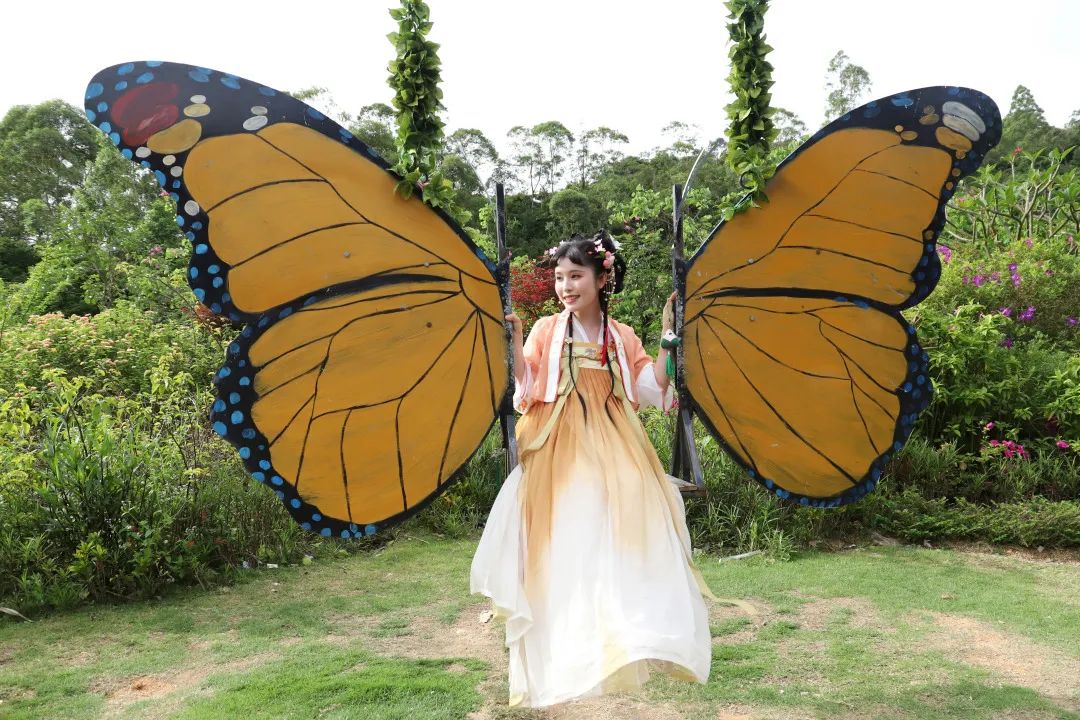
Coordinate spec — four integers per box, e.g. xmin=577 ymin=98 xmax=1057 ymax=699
xmin=973 ymin=275 xmax=985 ymax=287
xmin=937 ymin=245 xmax=953 ymax=263
xmin=1046 ymin=269 xmax=1054 ymax=276
xmin=1007 ymin=262 xmax=1018 ymax=272
xmin=149 ymin=245 xmax=163 ymax=257
xmin=1000 ymin=337 xmax=1013 ymax=348
xmin=1018 ymin=306 xmax=1035 ymax=322
xmin=1012 ymin=146 xmax=1022 ymax=157
xmin=1067 ymin=317 xmax=1078 ymax=327
xmin=990 ymin=271 xmax=1001 ymax=282
xmin=1011 ymin=274 xmax=1022 ymax=287
xmin=962 ymin=276 xmax=970 ymax=285
xmin=985 ymin=421 xmax=995 ymax=430
xmin=989 ymin=439 xmax=1000 ymax=446
xmin=1057 ymin=440 xmax=1071 ymax=450
xmin=1023 ymin=238 xmax=1033 ymax=248
xmin=999 ymin=307 xmax=1012 ymax=317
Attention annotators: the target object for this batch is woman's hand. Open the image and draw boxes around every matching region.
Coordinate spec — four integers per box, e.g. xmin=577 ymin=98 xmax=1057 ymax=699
xmin=505 ymin=312 xmax=523 ymax=345
xmin=506 ymin=313 xmax=527 ymax=387
xmin=661 ymin=292 xmax=677 ymax=335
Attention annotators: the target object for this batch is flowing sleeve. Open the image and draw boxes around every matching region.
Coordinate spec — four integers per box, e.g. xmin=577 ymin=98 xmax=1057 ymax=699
xmin=623 ymin=326 xmax=674 ymax=412
xmin=513 ymin=317 xmax=546 ymax=413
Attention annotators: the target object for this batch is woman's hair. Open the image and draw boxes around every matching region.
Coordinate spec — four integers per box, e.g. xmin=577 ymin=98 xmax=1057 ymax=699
xmin=542 ymin=230 xmax=626 ymax=420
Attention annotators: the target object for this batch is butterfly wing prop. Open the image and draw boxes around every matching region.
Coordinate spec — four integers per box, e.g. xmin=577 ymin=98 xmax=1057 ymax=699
xmin=84 ymin=62 xmax=509 ymax=538
xmin=682 ymin=88 xmax=1000 ymax=507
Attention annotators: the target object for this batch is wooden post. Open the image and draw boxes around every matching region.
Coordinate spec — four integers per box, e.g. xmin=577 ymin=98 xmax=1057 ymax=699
xmin=494 ymin=183 xmax=519 ymax=475
xmin=671 ymin=184 xmax=705 ymax=494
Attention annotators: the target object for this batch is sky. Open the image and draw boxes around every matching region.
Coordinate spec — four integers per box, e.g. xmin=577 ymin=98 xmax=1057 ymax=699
xmin=2 ymin=0 xmax=1076 ymax=157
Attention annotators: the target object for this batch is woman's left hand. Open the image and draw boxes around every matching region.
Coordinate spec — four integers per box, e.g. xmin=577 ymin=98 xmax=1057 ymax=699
xmin=662 ymin=291 xmax=677 ymax=335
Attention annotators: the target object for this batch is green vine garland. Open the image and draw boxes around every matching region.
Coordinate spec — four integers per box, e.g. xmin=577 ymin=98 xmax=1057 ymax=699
xmin=724 ymin=0 xmax=778 ymax=210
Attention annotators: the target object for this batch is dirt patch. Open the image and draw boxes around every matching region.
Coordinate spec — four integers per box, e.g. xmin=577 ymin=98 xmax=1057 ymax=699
xmin=94 ymin=652 xmax=279 ymax=718
xmin=941 ymin=541 xmax=1080 ymax=565
xmin=713 ymin=704 xmax=816 ymax=720
xmin=542 ymin=695 xmax=696 ymax=719
xmin=793 ymin=596 xmax=894 ymax=634
xmin=922 ymin=611 xmax=1080 ymax=710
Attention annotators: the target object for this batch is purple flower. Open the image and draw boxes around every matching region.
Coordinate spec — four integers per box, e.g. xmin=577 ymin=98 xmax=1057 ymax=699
xmin=973 ymin=275 xmax=986 ymax=287
xmin=962 ymin=276 xmax=971 ymax=285
xmin=1068 ymin=317 xmax=1078 ymax=327
xmin=990 ymin=271 xmax=1001 ymax=282
xmin=937 ymin=245 xmax=953 ymax=263
xmin=1011 ymin=274 xmax=1022 ymax=287
xmin=1007 ymin=262 xmax=1018 ymax=272
xmin=1024 ymin=238 xmax=1034 ymax=248
xmin=1000 ymin=336 xmax=1014 ymax=348
xmin=1018 ymin=306 xmax=1036 ymax=322
xmin=1046 ymin=269 xmax=1054 ymax=276
xmin=1000 ymin=307 xmax=1012 ymax=317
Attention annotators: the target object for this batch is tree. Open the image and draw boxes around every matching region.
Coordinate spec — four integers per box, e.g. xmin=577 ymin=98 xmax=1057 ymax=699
xmin=348 ymin=103 xmax=397 ymax=163
xmin=443 ymin=128 xmax=500 ymax=191
xmin=530 ymin=121 xmax=575 ymax=194
xmin=656 ymin=121 xmax=703 ymax=158
xmin=988 ymin=85 xmax=1060 ymax=164
xmin=546 ymin=187 xmax=606 ymax=240
xmin=772 ymin=107 xmax=807 ymax=146
xmin=0 ymin=100 xmax=100 ymax=281
xmin=574 ymin=126 xmax=629 ymax=187
xmin=13 ymin=136 xmax=184 ymax=317
xmin=824 ymin=50 xmax=872 ymax=120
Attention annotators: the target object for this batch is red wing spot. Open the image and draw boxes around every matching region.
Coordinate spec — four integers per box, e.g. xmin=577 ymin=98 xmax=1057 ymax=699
xmin=111 ymin=82 xmax=181 ymax=146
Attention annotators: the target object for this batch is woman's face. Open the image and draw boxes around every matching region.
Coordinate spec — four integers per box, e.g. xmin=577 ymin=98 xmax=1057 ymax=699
xmin=554 ymin=256 xmax=607 ymax=314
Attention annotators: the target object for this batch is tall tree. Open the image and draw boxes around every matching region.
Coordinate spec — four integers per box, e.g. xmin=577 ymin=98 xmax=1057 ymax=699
xmin=530 ymin=121 xmax=575 ymax=194
xmin=823 ymin=50 xmax=872 ymax=120
xmin=574 ymin=126 xmax=629 ymax=187
xmin=772 ymin=107 xmax=807 ymax=146
xmin=443 ymin=127 xmax=500 ymax=190
xmin=988 ymin=85 xmax=1060 ymax=164
xmin=0 ymin=100 xmax=100 ymax=281
xmin=349 ymin=102 xmax=397 ymax=162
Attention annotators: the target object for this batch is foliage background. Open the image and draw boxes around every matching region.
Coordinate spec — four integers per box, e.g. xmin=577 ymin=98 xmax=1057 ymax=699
xmin=1 ymin=34 xmax=1078 ymax=614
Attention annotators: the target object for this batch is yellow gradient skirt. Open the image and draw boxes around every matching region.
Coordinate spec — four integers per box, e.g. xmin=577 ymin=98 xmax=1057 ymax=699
xmin=471 ymin=352 xmax=713 ymax=708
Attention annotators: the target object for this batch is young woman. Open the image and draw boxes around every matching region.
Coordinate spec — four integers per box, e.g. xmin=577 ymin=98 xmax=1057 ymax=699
xmin=470 ymin=230 xmax=714 ymax=709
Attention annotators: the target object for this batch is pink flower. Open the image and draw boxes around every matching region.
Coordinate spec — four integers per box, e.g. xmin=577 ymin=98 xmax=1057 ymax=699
xmin=937 ymin=245 xmax=953 ymax=263
xmin=149 ymin=245 xmax=163 ymax=257
xmin=1057 ymin=440 xmax=1071 ymax=450
xmin=1024 ymin=238 xmax=1034 ymax=248
xmin=1011 ymin=275 xmax=1022 ymax=287
xmin=1046 ymin=269 xmax=1054 ymax=276
xmin=985 ymin=421 xmax=995 ymax=430
xmin=1012 ymin=146 xmax=1022 ymax=157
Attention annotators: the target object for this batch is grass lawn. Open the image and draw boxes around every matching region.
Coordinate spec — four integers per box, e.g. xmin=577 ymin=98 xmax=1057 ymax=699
xmin=1 ymin=533 xmax=1077 ymax=719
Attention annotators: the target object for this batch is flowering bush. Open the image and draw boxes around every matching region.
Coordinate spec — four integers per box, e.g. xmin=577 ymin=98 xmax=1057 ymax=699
xmin=508 ymin=255 xmax=557 ymax=332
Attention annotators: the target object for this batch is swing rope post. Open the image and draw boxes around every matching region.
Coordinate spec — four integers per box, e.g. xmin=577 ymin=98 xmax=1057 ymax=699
xmin=495 ymin=182 xmax=519 ymax=476
xmin=671 ymin=183 xmax=705 ymax=495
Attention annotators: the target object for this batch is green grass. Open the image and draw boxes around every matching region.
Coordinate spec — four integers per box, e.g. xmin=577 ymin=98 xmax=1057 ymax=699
xmin=0 ymin=533 xmax=1076 ymax=719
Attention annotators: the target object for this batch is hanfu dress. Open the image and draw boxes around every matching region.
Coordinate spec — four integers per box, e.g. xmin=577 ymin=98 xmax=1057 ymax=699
xmin=470 ymin=310 xmax=714 ymax=708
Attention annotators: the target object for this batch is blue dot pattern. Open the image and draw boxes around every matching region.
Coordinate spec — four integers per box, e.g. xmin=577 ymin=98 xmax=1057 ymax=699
xmin=81 ymin=61 xmax=504 ymax=539
xmin=686 ymin=85 xmax=1001 ymax=508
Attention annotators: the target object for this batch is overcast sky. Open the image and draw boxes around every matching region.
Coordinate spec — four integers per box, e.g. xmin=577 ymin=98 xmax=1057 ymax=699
xmin=2 ymin=1 xmax=1076 ymax=156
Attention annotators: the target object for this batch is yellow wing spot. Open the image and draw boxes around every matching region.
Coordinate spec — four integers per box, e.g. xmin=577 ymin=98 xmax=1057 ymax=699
xmin=945 ymin=181 xmax=954 ymax=190
xmin=900 ymin=130 xmax=918 ymax=141
xmin=951 ymin=168 xmax=961 ymax=177
xmin=924 ymin=230 xmax=935 ymax=240
xmin=919 ymin=105 xmax=939 ymax=125
xmin=894 ymin=125 xmax=904 ymax=132
xmin=147 ymin=118 xmax=202 ymax=154
xmin=935 ymin=126 xmax=973 ymax=153
xmin=184 ymin=103 xmax=211 ymax=118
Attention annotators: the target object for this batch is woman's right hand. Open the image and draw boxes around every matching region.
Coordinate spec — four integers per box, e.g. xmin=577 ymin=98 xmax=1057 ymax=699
xmin=505 ymin=313 xmax=523 ymax=345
